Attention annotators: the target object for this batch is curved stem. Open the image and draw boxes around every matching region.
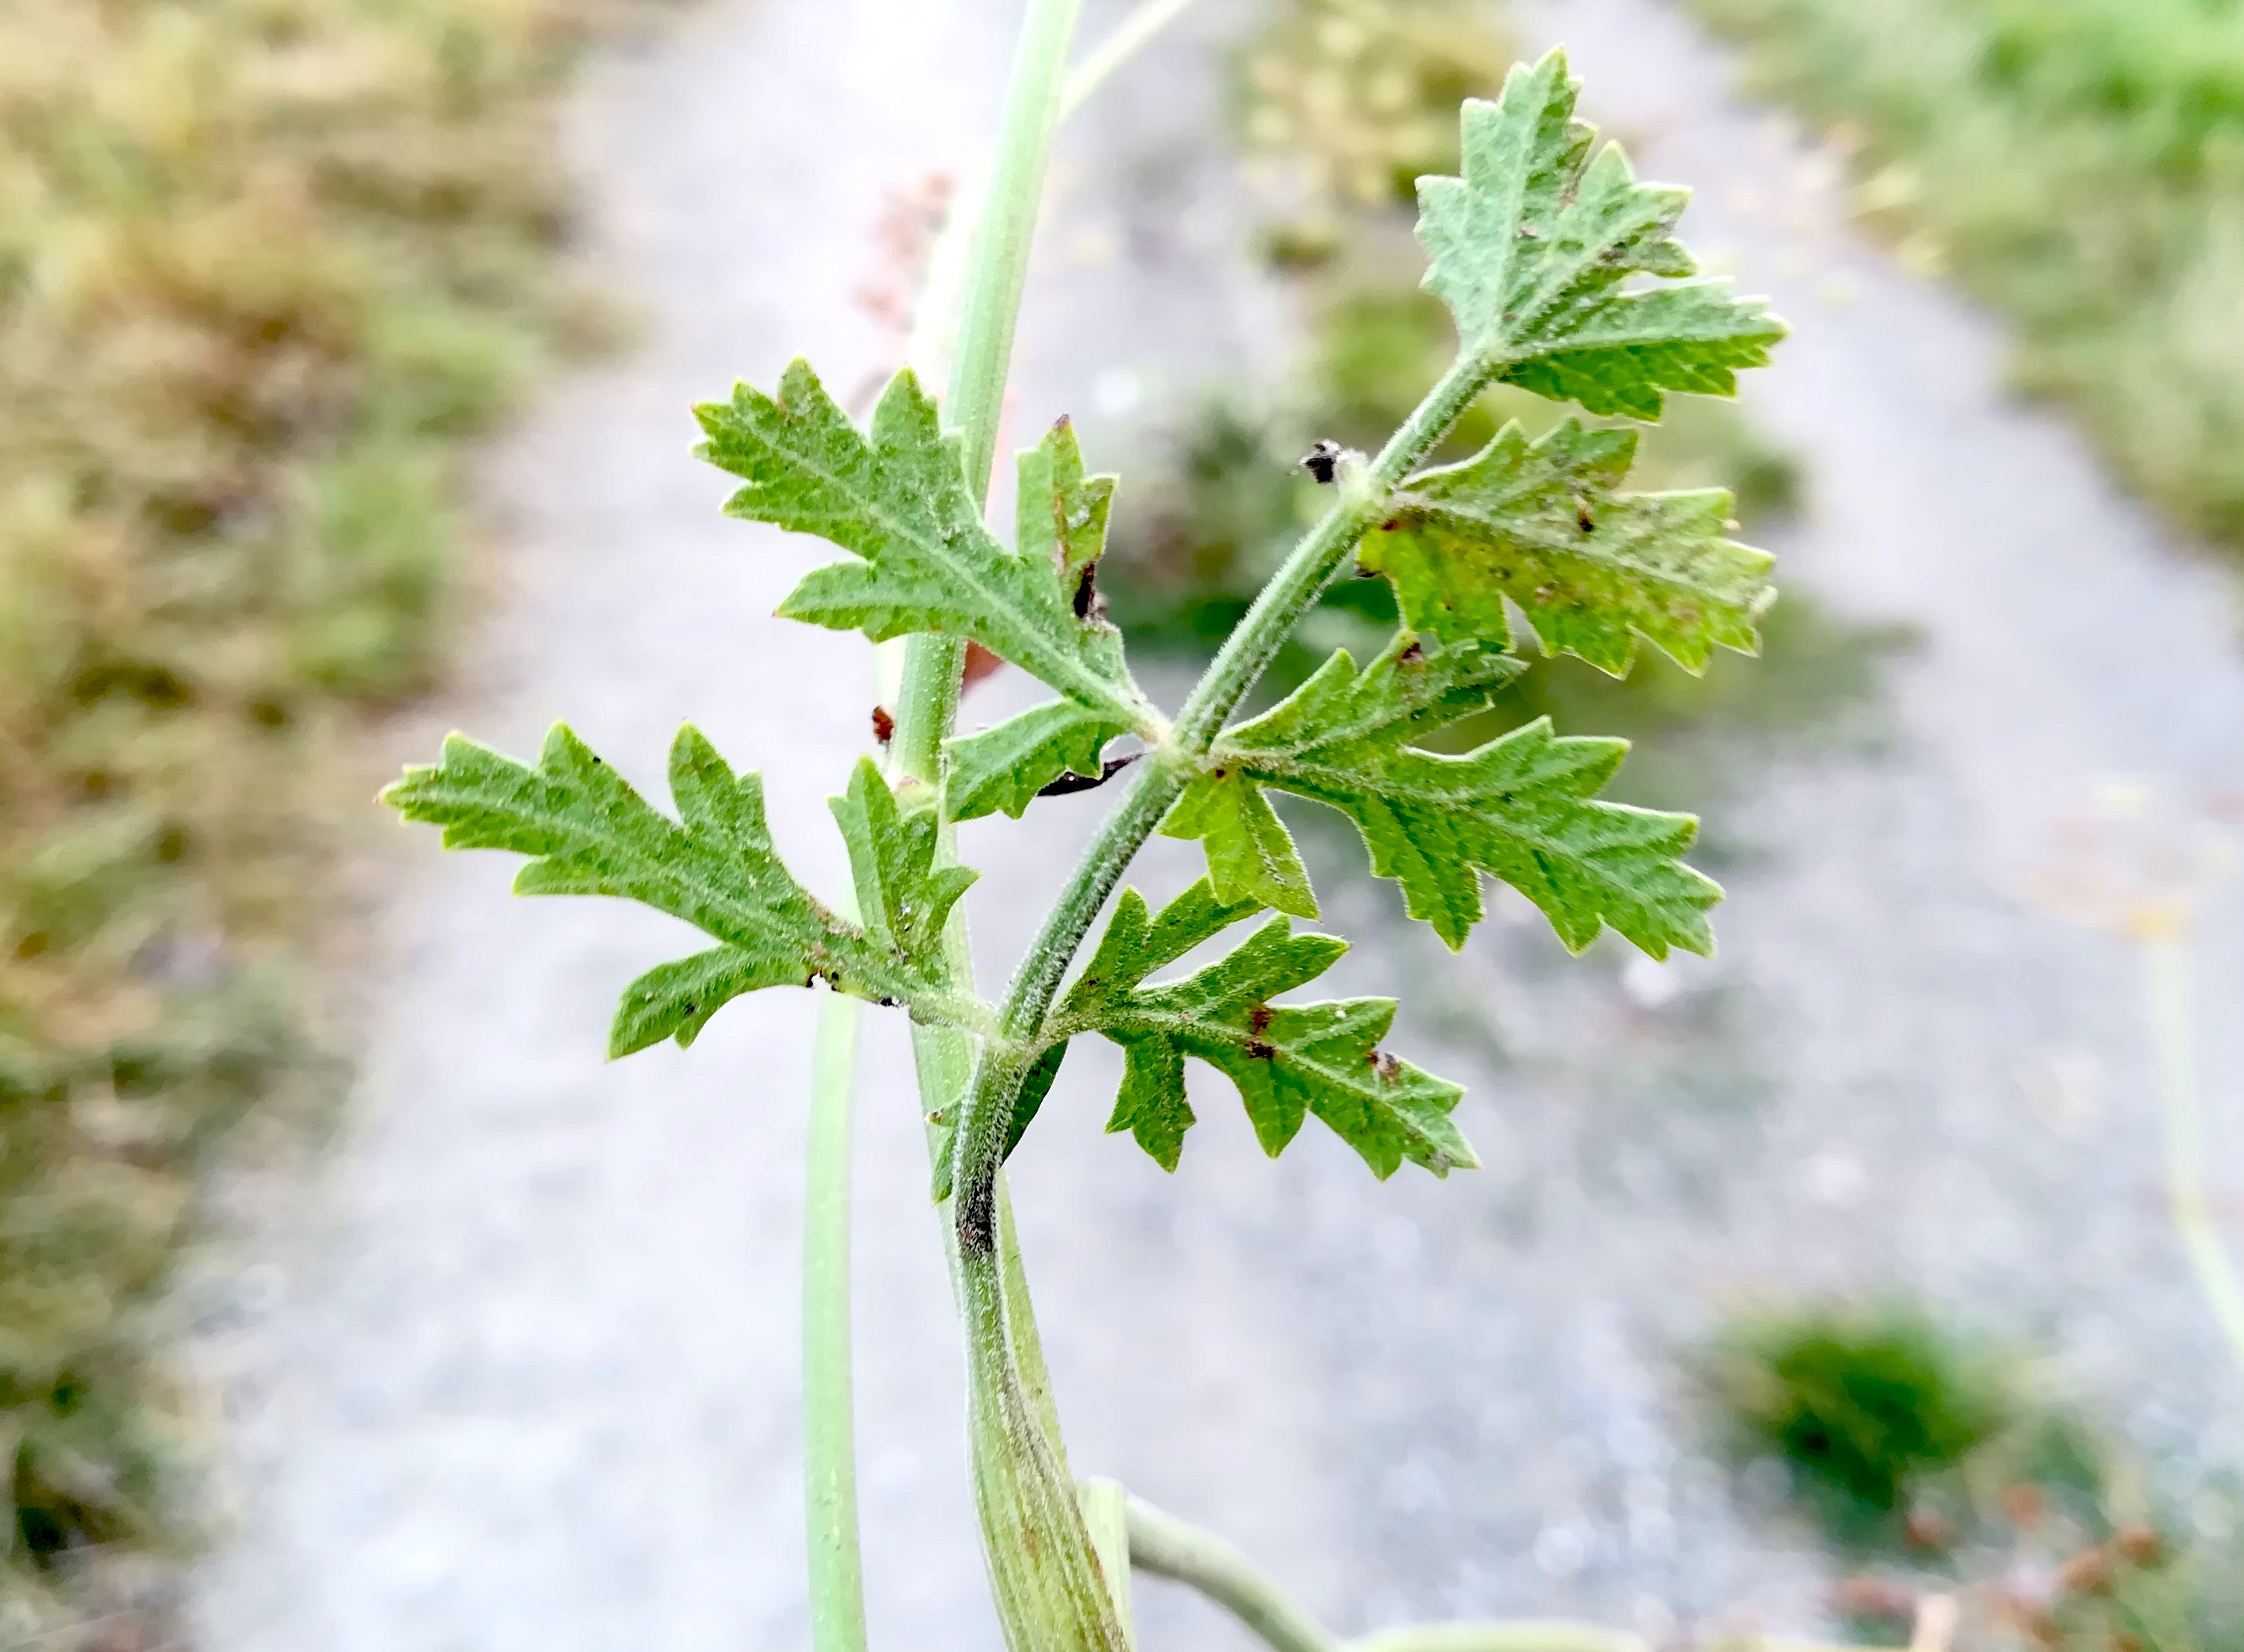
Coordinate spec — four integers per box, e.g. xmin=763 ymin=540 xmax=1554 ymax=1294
xmin=803 ymin=992 xmax=868 ymax=1652
xmin=1352 ymin=1628 xmax=1645 ymax=1652
xmin=1125 ymin=1494 xmax=1652 ymax=1652
xmin=2144 ymin=925 xmax=2244 ymax=1376
xmin=1125 ymin=1493 xmax=1338 ymax=1652
xmin=883 ymin=3 xmax=1131 ymax=1649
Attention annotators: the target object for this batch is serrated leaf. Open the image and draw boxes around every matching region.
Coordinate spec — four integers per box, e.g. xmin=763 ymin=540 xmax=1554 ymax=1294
xmin=609 ymin=946 xmax=805 ymax=1057
xmin=1168 ymin=633 xmax=1719 ymax=955
xmin=829 ymin=756 xmax=978 ymax=973
xmin=694 ymin=363 xmax=1153 ymax=738
xmin=946 ymin=701 xmax=1127 ymax=822
xmin=1159 ymin=767 xmax=1318 ymax=919
xmin=1053 ymin=883 xmax=1473 ymax=1178
xmin=1417 ymin=49 xmax=1784 ymax=418
xmin=382 ymin=724 xmax=969 ymax=1055
xmin=1016 ymin=416 xmax=1113 ymax=588
xmin=1361 ymin=418 xmax=1774 ymax=674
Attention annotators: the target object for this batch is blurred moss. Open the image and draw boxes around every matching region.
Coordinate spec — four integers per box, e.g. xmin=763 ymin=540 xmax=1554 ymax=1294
xmin=1697 ymin=1297 xmax=2244 ymax=1649
xmin=1689 ymin=0 xmax=2244 ymax=552
xmin=0 ymin=0 xmax=639 ymax=1632
xmin=1700 ymin=1300 xmax=2015 ymax=1550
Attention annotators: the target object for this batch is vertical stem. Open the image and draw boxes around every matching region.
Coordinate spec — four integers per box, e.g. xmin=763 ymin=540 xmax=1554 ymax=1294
xmin=891 ymin=0 xmax=1085 ymax=791
xmin=945 ymin=0 xmax=1083 ymax=506
xmin=803 ymin=992 xmax=868 ymax=1652
xmin=1078 ymin=1478 xmax=1138 ymax=1648
xmin=883 ymin=2 xmax=1119 ymax=1648
xmin=2144 ymin=925 xmax=2244 ymax=1377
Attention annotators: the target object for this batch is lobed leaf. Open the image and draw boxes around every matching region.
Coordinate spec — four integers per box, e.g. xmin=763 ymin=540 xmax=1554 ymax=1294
xmin=1417 ymin=48 xmax=1784 ymax=418
xmin=695 ymin=365 xmax=1153 ymax=759
xmin=1015 ymin=415 xmax=1114 ymax=590
xmin=1165 ymin=633 xmax=1720 ymax=955
xmin=1053 ymin=883 xmax=1473 ymax=1178
xmin=946 ymin=701 xmax=1128 ymax=823
xmin=1362 ymin=418 xmax=1775 ymax=674
xmin=382 ymin=725 xmax=973 ymax=1056
xmin=829 ymin=756 xmax=978 ymax=975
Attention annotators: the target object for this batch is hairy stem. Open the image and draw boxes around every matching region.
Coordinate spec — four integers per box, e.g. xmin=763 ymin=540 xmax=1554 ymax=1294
xmin=2144 ymin=925 xmax=2244 ymax=1376
xmin=1171 ymin=348 xmax=1497 ymax=750
xmin=1078 ymin=1478 xmax=1138 ymax=1647
xmin=803 ymin=992 xmax=868 ymax=1652
xmin=944 ymin=348 xmax=1504 ymax=1250
xmin=881 ymin=1 xmax=1130 ymax=1648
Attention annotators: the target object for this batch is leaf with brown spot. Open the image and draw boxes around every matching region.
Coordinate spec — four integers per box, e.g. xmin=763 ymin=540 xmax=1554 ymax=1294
xmin=1048 ymin=882 xmax=1474 ymax=1177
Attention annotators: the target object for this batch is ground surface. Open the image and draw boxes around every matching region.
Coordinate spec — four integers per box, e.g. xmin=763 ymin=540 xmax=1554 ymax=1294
xmin=193 ymin=1 xmax=2244 ymax=1648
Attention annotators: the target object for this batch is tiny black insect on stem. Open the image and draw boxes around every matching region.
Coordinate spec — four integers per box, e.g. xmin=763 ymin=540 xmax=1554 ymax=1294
xmin=1301 ymin=439 xmax=1346 ymax=484
xmin=871 ymin=706 xmax=895 ymax=744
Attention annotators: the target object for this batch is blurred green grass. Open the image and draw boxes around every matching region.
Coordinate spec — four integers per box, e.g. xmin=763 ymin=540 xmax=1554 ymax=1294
xmin=1689 ymin=0 xmax=2244 ymax=551
xmin=0 ymin=0 xmax=626 ymax=1632
xmin=1696 ymin=1297 xmax=2244 ymax=1650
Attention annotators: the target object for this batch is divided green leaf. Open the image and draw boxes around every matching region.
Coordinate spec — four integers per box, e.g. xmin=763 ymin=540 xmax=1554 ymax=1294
xmin=947 ymin=700 xmax=1128 ymax=822
xmin=830 ymin=755 xmax=978 ymax=976
xmin=1361 ymin=418 xmax=1774 ymax=674
xmin=1015 ymin=414 xmax=1113 ymax=590
xmin=1159 ymin=764 xmax=1320 ymax=919
xmin=1053 ymin=881 xmax=1474 ymax=1178
xmin=946 ymin=418 xmax=1139 ymax=819
xmin=1417 ymin=47 xmax=1784 ymax=418
xmin=382 ymin=725 xmax=973 ymax=1057
xmin=695 ymin=365 xmax=1153 ymax=758
xmin=1165 ymin=632 xmax=1719 ymax=955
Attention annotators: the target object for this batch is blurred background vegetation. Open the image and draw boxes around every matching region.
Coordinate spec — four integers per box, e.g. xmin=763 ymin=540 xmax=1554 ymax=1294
xmin=1696 ymin=1297 xmax=2244 ymax=1650
xmin=1687 ymin=0 xmax=2244 ymax=549
xmin=0 ymin=0 xmax=627 ymax=1633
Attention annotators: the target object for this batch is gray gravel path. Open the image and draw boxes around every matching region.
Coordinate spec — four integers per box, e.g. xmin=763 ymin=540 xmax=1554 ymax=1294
xmin=193 ymin=0 xmax=2244 ymax=1647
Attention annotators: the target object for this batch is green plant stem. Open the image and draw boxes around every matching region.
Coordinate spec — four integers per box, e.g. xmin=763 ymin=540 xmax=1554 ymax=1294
xmin=1125 ymin=1492 xmax=1338 ymax=1652
xmin=2143 ymin=926 xmax=2244 ymax=1377
xmin=946 ymin=348 xmax=1503 ymax=1250
xmin=803 ymin=990 xmax=868 ymax=1652
xmin=1353 ymin=1629 xmax=1646 ymax=1652
xmin=1077 ymin=1478 xmax=1138 ymax=1647
xmin=1058 ymin=0 xmax=1195 ymax=120
xmin=878 ymin=2 xmax=1135 ymax=1649
xmin=946 ymin=0 xmax=1083 ymax=505
xmin=1126 ymin=1492 xmax=1683 ymax=1652
xmin=1171 ymin=349 xmax=1496 ymax=750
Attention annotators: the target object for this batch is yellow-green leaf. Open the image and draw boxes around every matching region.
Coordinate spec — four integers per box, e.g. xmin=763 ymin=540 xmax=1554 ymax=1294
xmin=1418 ymin=49 xmax=1784 ymax=418
xmin=1362 ymin=418 xmax=1775 ymax=674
